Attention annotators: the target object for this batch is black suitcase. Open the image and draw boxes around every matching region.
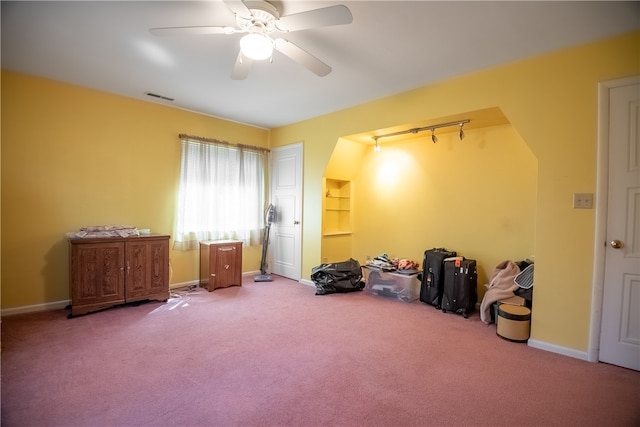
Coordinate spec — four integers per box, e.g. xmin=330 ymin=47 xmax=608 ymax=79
xmin=441 ymin=257 xmax=477 ymax=318
xmin=419 ymin=248 xmax=456 ymax=308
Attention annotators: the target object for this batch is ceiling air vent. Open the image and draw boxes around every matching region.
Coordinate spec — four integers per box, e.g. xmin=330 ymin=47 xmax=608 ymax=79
xmin=145 ymin=92 xmax=174 ymax=102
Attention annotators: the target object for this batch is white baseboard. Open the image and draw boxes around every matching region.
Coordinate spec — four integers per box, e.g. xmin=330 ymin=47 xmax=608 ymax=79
xmin=3 ymin=273 xmax=270 ymax=316
xmin=1 ymin=300 xmax=70 ymax=317
xmin=527 ymin=339 xmax=591 ymax=362
xmin=172 ymin=271 xmax=261 ymax=290
xmin=170 ymin=280 xmax=199 ymax=290
xmin=299 ymin=279 xmax=315 ymax=287
xmin=243 ymin=270 xmax=261 ymax=277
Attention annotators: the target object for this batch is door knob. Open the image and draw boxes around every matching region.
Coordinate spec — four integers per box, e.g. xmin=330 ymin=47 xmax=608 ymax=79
xmin=294 ymin=220 xmax=300 ymax=225
xmin=610 ymin=240 xmax=623 ymax=249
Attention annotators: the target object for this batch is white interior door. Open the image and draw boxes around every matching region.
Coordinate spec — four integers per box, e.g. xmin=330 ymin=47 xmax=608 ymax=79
xmin=270 ymin=143 xmax=302 ymax=281
xmin=599 ymin=78 xmax=640 ymax=371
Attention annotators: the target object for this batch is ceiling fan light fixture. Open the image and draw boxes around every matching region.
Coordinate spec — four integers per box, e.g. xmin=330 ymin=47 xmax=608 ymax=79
xmin=240 ymin=33 xmax=273 ymax=60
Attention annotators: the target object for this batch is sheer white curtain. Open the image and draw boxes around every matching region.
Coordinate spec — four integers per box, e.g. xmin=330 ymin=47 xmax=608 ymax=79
xmin=174 ymin=138 xmax=267 ymax=250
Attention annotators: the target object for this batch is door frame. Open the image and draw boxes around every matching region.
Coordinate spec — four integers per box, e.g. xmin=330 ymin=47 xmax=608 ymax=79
xmin=588 ymin=75 xmax=640 ymax=363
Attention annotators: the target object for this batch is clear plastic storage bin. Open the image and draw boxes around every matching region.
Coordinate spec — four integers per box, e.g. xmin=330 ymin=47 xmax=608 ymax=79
xmin=362 ymin=266 xmax=421 ymax=302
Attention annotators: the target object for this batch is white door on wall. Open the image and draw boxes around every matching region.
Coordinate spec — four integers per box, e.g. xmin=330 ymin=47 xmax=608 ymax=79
xmin=599 ymin=78 xmax=640 ymax=371
xmin=270 ymin=143 xmax=302 ymax=281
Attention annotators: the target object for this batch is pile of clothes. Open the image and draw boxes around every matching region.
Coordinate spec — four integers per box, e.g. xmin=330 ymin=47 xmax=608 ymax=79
xmin=67 ymin=225 xmax=140 ymax=239
xmin=366 ymin=253 xmax=420 ymax=273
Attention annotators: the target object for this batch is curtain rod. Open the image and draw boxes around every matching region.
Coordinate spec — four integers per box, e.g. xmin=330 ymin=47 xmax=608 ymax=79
xmin=179 ymin=134 xmax=270 ymax=153
xmin=372 ymin=119 xmax=470 ymax=143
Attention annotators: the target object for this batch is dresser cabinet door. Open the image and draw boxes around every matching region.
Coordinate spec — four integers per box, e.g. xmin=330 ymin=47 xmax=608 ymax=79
xmin=70 ymin=241 xmax=125 ymax=311
xmin=212 ymin=242 xmax=242 ymax=289
xmin=125 ymin=237 xmax=170 ymax=302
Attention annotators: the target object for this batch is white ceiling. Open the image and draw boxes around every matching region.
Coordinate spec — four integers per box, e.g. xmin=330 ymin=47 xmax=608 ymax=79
xmin=2 ymin=1 xmax=639 ymax=129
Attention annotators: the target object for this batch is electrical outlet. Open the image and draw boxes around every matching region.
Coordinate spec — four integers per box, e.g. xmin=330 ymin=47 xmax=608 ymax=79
xmin=573 ymin=193 xmax=593 ymax=209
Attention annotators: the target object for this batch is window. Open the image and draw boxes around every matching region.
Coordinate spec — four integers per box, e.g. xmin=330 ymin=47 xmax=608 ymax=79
xmin=174 ymin=137 xmax=268 ymax=250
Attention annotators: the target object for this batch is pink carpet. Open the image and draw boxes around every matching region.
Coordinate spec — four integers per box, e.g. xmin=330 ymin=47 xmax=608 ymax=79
xmin=2 ymin=276 xmax=639 ymax=426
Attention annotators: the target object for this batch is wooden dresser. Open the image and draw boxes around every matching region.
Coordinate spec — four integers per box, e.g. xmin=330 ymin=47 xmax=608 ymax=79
xmin=68 ymin=234 xmax=170 ymax=317
xmin=200 ymin=240 xmax=243 ymax=291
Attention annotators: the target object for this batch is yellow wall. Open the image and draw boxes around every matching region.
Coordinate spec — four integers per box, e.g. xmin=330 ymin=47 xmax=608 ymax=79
xmin=320 ymin=138 xmax=368 ymax=263
xmin=1 ymin=70 xmax=268 ymax=309
xmin=270 ymin=31 xmax=640 ymax=352
xmin=349 ymin=124 xmax=536 ymax=301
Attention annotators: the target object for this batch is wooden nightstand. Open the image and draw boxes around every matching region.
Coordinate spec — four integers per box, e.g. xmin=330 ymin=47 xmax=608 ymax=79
xmin=199 ymin=240 xmax=243 ymax=291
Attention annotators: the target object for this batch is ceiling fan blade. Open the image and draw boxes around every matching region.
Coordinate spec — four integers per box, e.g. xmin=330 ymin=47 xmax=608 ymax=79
xmin=149 ymin=26 xmax=233 ymax=36
xmin=231 ymin=51 xmax=253 ymax=80
xmin=276 ymin=5 xmax=352 ymax=32
xmin=223 ymin=0 xmax=252 ymax=19
xmin=274 ymin=38 xmax=331 ymax=77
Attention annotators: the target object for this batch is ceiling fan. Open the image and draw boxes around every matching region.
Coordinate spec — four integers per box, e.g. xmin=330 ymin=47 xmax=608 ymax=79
xmin=149 ymin=0 xmax=353 ymax=80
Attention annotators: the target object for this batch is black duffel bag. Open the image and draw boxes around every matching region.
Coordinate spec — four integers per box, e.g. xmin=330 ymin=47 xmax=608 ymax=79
xmin=311 ymin=258 xmax=365 ymax=295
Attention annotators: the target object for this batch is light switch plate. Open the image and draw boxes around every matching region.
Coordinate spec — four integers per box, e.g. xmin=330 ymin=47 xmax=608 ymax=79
xmin=573 ymin=193 xmax=593 ymax=209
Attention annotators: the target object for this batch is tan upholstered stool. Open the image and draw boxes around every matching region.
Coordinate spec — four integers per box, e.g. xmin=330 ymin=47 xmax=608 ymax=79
xmin=497 ymin=304 xmax=531 ymax=342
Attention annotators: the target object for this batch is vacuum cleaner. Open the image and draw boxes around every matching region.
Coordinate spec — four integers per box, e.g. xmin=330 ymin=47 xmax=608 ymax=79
xmin=254 ymin=203 xmax=275 ymax=282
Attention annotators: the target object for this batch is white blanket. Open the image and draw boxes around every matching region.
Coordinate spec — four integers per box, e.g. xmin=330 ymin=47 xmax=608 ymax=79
xmin=479 ymin=260 xmax=520 ymax=324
